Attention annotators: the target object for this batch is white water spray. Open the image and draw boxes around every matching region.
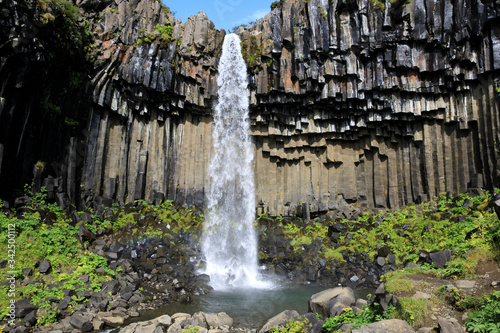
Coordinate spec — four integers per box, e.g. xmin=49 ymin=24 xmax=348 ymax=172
xmin=201 ymin=34 xmax=269 ymax=290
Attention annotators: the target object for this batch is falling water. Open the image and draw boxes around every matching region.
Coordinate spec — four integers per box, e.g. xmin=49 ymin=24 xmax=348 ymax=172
xmin=201 ymin=34 xmax=268 ymax=289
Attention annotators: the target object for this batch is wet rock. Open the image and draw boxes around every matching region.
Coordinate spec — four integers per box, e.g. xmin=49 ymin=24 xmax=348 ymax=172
xmin=275 ymin=263 xmax=289 ymax=276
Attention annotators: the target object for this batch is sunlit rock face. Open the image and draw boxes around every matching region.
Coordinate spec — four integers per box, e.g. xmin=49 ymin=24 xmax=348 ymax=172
xmin=1 ymin=0 xmax=499 ymax=215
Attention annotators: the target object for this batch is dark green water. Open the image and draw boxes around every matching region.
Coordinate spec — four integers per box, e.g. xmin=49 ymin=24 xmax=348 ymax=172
xmin=144 ymin=283 xmax=373 ymax=329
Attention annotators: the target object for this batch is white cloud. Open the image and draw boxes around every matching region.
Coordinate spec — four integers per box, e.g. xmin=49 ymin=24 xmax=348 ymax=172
xmin=231 ymin=8 xmax=268 ymax=27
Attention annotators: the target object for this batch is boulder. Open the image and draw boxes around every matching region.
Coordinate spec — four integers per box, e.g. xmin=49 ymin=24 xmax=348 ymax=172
xmin=429 ymin=249 xmax=451 ymax=269
xmin=300 ymin=312 xmax=325 ymax=333
xmin=437 ymin=317 xmax=464 ymax=333
xmin=102 ymin=315 xmax=126 ymax=327
xmin=15 ymin=299 xmax=38 ymax=318
xmin=166 ymin=322 xmax=183 ymax=333
xmin=155 ymin=314 xmax=172 ymax=327
xmin=153 ymin=327 xmax=166 ymax=333
xmin=203 ymin=312 xmax=232 ymax=329
xmin=351 ymin=319 xmax=415 ymax=332
xmin=57 ymin=296 xmax=71 ymax=310
xmin=37 ymin=259 xmax=51 ymax=273
xmin=308 ymin=287 xmax=355 ymax=318
xmin=69 ymin=314 xmax=93 ymax=332
xmin=77 ymin=223 xmax=96 ymax=243
xmin=258 ymin=310 xmax=299 ymax=333
xmin=14 ymin=196 xmax=30 ymax=208
xmin=23 ymin=310 xmax=37 ymax=326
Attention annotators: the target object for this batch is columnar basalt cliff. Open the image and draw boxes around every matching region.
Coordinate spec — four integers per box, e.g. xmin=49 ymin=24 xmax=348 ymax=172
xmin=1 ymin=0 xmax=499 ymax=215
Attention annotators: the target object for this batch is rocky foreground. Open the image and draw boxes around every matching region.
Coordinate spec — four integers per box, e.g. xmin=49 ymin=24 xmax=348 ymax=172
xmin=31 ymin=281 xmax=500 ymax=333
xmin=1 ymin=190 xmax=500 ymax=332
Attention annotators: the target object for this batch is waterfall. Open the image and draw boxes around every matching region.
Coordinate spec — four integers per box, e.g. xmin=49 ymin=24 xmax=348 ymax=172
xmin=201 ymin=34 xmax=269 ymax=289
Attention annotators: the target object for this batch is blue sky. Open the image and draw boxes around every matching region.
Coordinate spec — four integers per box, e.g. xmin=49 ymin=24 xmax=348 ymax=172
xmin=163 ymin=0 xmax=273 ymax=31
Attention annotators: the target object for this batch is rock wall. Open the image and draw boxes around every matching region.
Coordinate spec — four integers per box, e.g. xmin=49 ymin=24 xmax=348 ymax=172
xmin=241 ymin=0 xmax=500 ymax=215
xmin=1 ymin=0 xmax=500 ymax=215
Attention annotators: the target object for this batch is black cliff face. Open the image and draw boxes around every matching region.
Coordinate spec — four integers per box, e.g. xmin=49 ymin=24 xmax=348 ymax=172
xmin=1 ymin=0 xmax=500 ymax=215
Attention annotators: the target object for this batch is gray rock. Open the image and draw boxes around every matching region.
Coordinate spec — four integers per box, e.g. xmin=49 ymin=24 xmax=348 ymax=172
xmin=429 ymin=250 xmax=451 ymax=269
xmin=376 ymin=257 xmax=386 ymax=267
xmin=387 ymin=254 xmax=396 ymax=265
xmin=14 ymin=196 xmax=30 ymax=208
xmin=300 ymin=312 xmax=325 ymax=333
xmin=437 ymin=317 xmax=464 ymax=333
xmin=93 ymin=319 xmax=104 ymax=331
xmin=455 ymin=280 xmax=476 ymax=289
xmin=69 ymin=314 xmax=93 ymax=332
xmin=38 ymin=259 xmax=51 ymax=274
xmin=166 ymin=322 xmax=183 ymax=333
xmin=258 ymin=310 xmax=299 ymax=333
xmin=155 ymin=314 xmax=172 ymax=327
xmin=203 ymin=312 xmax=233 ymax=329
xmin=102 ymin=315 xmax=125 ymax=327
xmin=308 ymin=287 xmax=355 ymax=318
xmin=412 ymin=291 xmax=431 ymax=300
xmin=15 ymin=299 xmax=38 ymax=318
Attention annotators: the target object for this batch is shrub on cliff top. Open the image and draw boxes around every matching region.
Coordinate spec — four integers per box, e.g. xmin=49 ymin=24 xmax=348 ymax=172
xmin=270 ymin=0 xmax=285 ymax=9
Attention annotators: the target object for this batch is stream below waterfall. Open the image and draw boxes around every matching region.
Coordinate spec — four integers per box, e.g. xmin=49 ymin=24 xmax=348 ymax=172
xmin=113 ymin=284 xmax=374 ymax=330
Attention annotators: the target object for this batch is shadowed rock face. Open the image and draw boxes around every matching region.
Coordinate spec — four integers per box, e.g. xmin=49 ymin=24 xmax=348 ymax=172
xmin=1 ymin=0 xmax=499 ymax=215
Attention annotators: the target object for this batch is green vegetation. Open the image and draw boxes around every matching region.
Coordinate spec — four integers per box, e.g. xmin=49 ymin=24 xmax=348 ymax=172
xmin=32 ymin=0 xmax=92 ymax=53
xmin=241 ymin=35 xmax=263 ymax=69
xmin=466 ymin=291 xmax=500 ymax=333
xmin=397 ymin=298 xmax=433 ymax=327
xmin=319 ymin=5 xmax=327 ymax=19
xmin=328 ymin=192 xmax=497 ymax=266
xmin=63 ymin=116 xmax=79 ymax=127
xmin=34 ymin=161 xmax=45 ymax=172
xmin=0 ymin=186 xmax=204 ymax=326
xmin=0 ymin=187 xmax=115 ymax=325
xmin=371 ymin=0 xmax=411 ymax=11
xmin=436 ymin=288 xmax=500 ymax=332
xmin=182 ymin=326 xmax=201 ymax=333
xmin=135 ymin=22 xmax=174 ymax=46
xmin=382 ymin=270 xmax=418 ymax=294
xmin=270 ymin=318 xmax=312 ymax=333
xmin=441 ymin=247 xmax=494 ymax=279
xmin=270 ymin=0 xmax=285 ymax=9
xmin=258 ymin=191 xmax=500 ymax=278
xmin=231 ymin=20 xmax=258 ymax=33
xmin=323 ymin=305 xmax=396 ymax=332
